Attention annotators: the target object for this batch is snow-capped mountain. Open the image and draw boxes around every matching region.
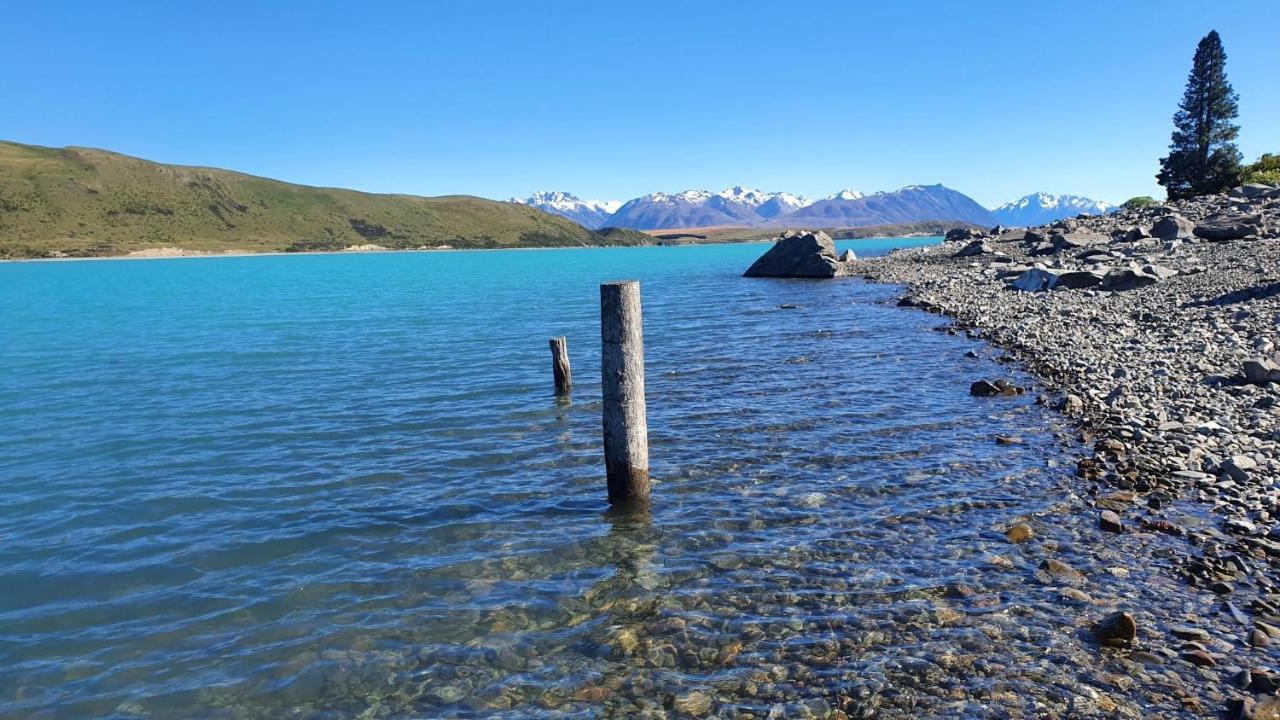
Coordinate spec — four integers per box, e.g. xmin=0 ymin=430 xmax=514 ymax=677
xmin=606 ymin=187 xmax=813 ymax=230
xmin=756 ymin=191 xmax=812 ymax=219
xmin=825 ymin=188 xmax=865 ymax=201
xmin=992 ymin=193 xmax=1115 ymax=227
xmin=782 ymin=184 xmax=997 ymax=228
xmin=716 ymin=186 xmax=774 ymax=208
xmin=510 ymin=191 xmax=622 ymax=229
xmin=518 ymin=184 xmax=1004 ymax=231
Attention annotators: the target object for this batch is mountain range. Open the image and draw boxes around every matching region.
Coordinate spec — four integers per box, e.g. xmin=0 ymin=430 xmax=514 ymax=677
xmin=991 ymin=193 xmax=1115 ymax=227
xmin=513 ymin=187 xmax=1114 ymax=230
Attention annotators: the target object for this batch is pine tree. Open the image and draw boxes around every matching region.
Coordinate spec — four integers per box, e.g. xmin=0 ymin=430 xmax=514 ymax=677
xmin=1156 ymin=30 xmax=1242 ymax=199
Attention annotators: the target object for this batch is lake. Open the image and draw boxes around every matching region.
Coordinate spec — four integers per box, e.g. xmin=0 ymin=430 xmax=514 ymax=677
xmin=0 ymin=239 xmax=1170 ymax=718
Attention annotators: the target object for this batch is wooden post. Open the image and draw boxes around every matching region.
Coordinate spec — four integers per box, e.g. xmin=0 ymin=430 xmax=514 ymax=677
xmin=600 ymin=280 xmax=649 ymax=504
xmin=549 ymin=336 xmax=572 ymax=394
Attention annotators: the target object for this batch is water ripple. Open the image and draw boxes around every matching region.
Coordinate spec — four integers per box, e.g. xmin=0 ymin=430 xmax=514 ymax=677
xmin=0 ymin=241 xmax=1195 ymax=718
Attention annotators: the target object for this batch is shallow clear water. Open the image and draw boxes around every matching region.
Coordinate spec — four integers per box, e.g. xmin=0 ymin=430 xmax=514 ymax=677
xmin=0 ymin=239 xmax=1190 ymax=719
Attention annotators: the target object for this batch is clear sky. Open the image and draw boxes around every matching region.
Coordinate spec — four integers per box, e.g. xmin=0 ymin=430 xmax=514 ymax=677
xmin=3 ymin=1 xmax=1277 ymax=208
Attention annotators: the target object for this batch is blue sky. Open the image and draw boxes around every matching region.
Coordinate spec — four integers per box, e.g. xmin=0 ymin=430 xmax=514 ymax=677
xmin=3 ymin=1 xmax=1277 ymax=208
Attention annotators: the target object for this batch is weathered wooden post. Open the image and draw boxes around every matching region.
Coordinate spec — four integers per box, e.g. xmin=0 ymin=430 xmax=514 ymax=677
xmin=549 ymin=336 xmax=572 ymax=394
xmin=600 ymin=280 xmax=649 ymax=504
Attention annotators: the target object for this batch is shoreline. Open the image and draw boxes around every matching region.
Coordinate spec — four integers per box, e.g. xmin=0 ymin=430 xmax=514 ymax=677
xmin=854 ymin=185 xmax=1280 ymax=717
xmin=0 ymin=233 xmax=936 ymax=265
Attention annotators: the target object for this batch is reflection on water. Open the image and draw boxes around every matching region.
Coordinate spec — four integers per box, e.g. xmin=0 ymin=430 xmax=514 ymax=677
xmin=0 ymin=242 xmax=1208 ymax=718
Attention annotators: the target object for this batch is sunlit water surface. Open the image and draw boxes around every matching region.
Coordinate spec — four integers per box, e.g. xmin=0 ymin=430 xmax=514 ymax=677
xmin=0 ymin=240 xmax=1190 ymax=719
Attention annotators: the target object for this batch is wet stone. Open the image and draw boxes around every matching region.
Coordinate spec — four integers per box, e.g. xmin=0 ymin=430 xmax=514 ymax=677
xmin=1099 ymin=510 xmax=1125 ymax=533
xmin=1169 ymin=625 xmax=1211 ymax=642
xmin=1093 ymin=611 xmax=1138 ymax=646
xmin=672 ymin=690 xmax=713 ymax=716
xmin=1181 ymin=649 xmax=1217 ymax=667
xmin=1005 ymin=523 xmax=1034 ymax=543
xmin=1038 ymin=558 xmax=1087 ymax=585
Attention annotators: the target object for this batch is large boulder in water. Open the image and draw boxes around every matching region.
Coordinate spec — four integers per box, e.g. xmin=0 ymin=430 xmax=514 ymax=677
xmin=743 ymin=230 xmax=852 ymax=278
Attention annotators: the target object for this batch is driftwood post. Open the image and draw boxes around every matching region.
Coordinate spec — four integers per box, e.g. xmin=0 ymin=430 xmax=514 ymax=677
xmin=549 ymin=336 xmax=572 ymax=394
xmin=600 ymin=280 xmax=649 ymax=503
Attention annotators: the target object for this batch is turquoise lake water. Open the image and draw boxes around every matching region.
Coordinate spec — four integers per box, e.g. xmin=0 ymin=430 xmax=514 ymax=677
xmin=0 ymin=238 xmax=1113 ymax=718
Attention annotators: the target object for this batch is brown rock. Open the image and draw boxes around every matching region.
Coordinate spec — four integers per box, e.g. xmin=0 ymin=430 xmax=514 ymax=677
xmin=1181 ymin=649 xmax=1217 ymax=667
xmin=1005 ymin=523 xmax=1033 ymax=543
xmin=575 ymin=686 xmax=610 ymax=703
xmin=673 ymin=690 xmax=713 ymax=716
xmin=1093 ymin=611 xmax=1138 ymax=646
xmin=1038 ymin=558 xmax=1087 ymax=585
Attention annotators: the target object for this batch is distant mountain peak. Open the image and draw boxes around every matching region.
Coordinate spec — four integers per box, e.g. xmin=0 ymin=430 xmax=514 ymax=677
xmin=992 ymin=193 xmax=1114 ymax=227
xmin=717 ymin=186 xmax=771 ymax=207
xmin=827 ymin=188 xmax=865 ymax=201
xmin=511 ymin=191 xmax=621 ymax=228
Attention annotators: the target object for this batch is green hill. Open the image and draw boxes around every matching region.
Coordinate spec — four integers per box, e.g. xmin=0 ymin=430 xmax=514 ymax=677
xmin=0 ymin=141 xmax=651 ymax=258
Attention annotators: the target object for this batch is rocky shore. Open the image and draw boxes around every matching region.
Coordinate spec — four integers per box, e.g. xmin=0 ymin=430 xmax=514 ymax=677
xmin=854 ymin=184 xmax=1280 ymax=718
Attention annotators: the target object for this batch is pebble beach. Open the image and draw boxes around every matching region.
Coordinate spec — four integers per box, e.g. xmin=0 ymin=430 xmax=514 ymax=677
xmin=855 ymin=183 xmax=1280 ymax=719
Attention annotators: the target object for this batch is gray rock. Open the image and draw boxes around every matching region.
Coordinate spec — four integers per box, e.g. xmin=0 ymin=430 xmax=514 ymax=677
xmin=1075 ymin=247 xmax=1114 ymax=263
xmin=1122 ymin=226 xmax=1152 ymax=242
xmin=1054 ymin=270 xmax=1105 ymax=289
xmin=1194 ymin=215 xmax=1262 ymax=241
xmin=1010 ymin=267 xmax=1060 ymax=291
xmin=994 ymin=229 xmax=1029 ymax=243
xmin=1238 ymin=183 xmax=1279 ymax=200
xmin=1099 ymin=510 xmax=1124 ymax=533
xmin=1142 ymin=264 xmax=1178 ymax=280
xmin=744 ymin=231 xmax=851 ymax=278
xmin=1100 ymin=268 xmax=1159 ymax=292
xmin=1242 ymin=357 xmax=1280 ymax=385
xmin=1151 ymin=215 xmax=1195 ymax=240
xmin=945 ymin=227 xmax=982 ymax=243
xmin=1060 ymin=394 xmax=1084 ymax=415
xmin=1052 ymin=231 xmax=1106 ymax=252
xmin=955 ymin=239 xmax=994 ymax=257
xmin=1170 ymin=625 xmax=1211 ymax=641
xmin=1221 ymin=455 xmax=1256 ymax=482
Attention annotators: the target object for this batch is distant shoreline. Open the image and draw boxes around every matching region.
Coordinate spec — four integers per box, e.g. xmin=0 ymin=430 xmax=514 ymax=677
xmin=0 ymin=233 xmax=942 ymax=265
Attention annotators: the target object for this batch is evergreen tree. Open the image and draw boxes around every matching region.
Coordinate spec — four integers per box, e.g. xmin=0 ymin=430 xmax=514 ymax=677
xmin=1156 ymin=31 xmax=1241 ymax=199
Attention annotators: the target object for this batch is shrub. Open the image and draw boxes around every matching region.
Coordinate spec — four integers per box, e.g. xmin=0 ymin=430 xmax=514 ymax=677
xmin=1121 ymin=196 xmax=1158 ymax=211
xmin=1241 ymin=153 xmax=1280 ymax=185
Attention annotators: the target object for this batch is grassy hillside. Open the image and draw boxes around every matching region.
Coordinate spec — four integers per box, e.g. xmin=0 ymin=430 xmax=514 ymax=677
xmin=0 ymin=141 xmax=650 ymax=258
